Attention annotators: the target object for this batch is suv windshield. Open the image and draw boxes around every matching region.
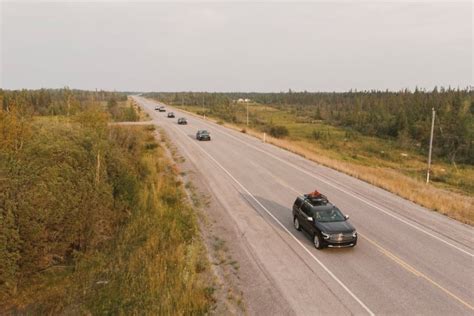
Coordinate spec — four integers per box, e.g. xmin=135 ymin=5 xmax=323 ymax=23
xmin=314 ymin=207 xmax=345 ymax=222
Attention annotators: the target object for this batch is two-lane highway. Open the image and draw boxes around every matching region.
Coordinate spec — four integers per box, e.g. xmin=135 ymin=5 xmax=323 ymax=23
xmin=135 ymin=96 xmax=473 ymax=315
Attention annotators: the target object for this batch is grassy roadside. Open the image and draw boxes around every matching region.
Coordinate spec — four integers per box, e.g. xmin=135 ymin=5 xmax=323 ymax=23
xmin=106 ymin=97 xmax=150 ymax=122
xmin=1 ymin=114 xmax=213 ymax=313
xmin=167 ymin=103 xmax=473 ymax=225
xmin=156 ymin=127 xmax=246 ymax=314
xmin=129 ymin=97 xmax=151 ymax=121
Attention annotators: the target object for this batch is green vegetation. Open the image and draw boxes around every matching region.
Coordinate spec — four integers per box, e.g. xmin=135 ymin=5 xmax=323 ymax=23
xmin=0 ymin=89 xmax=213 ymax=314
xmin=108 ymin=96 xmax=150 ymax=122
xmin=146 ymin=88 xmax=473 ymax=165
xmin=107 ymin=97 xmax=139 ymax=122
xmin=144 ymin=90 xmax=473 ymax=224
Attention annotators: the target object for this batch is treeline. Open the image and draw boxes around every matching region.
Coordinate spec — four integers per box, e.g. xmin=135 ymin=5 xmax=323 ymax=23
xmin=145 ymin=88 xmax=473 ymax=164
xmin=1 ymin=88 xmax=127 ymax=116
xmin=0 ymin=88 xmax=141 ymax=123
xmin=0 ymin=90 xmax=211 ymax=313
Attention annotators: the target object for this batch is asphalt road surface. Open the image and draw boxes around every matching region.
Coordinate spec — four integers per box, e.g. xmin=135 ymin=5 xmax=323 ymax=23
xmin=135 ymin=96 xmax=473 ymax=315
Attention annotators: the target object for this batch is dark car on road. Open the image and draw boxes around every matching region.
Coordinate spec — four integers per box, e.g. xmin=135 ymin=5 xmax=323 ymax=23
xmin=292 ymin=194 xmax=357 ymax=249
xmin=167 ymin=112 xmax=175 ymax=118
xmin=158 ymin=106 xmax=166 ymax=112
xmin=196 ymin=130 xmax=211 ymax=141
xmin=177 ymin=117 xmax=187 ymax=125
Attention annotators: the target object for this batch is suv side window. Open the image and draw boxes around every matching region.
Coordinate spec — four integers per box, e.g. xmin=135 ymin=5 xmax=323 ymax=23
xmin=294 ymin=197 xmax=303 ymax=209
xmin=301 ymin=202 xmax=312 ymax=216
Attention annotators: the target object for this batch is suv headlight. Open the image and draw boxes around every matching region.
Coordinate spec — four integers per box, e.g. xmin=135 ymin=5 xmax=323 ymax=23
xmin=321 ymin=232 xmax=330 ymax=240
xmin=352 ymin=231 xmax=357 ymax=238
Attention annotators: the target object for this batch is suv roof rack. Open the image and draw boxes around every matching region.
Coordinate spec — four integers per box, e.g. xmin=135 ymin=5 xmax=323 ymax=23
xmin=304 ymin=193 xmax=329 ymax=206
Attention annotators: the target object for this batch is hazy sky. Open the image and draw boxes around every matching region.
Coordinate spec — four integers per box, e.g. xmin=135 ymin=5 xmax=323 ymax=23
xmin=1 ymin=1 xmax=472 ymax=92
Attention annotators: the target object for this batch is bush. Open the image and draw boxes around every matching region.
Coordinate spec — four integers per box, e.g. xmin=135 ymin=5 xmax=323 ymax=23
xmin=312 ymin=130 xmax=322 ymax=140
xmin=267 ymin=125 xmax=289 ymax=138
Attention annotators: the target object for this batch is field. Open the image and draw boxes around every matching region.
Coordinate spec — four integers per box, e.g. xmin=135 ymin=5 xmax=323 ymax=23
xmin=172 ymin=102 xmax=473 ymax=225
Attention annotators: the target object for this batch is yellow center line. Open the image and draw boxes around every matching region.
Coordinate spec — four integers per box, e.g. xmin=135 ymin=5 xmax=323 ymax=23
xmin=361 ymin=233 xmax=474 ymax=311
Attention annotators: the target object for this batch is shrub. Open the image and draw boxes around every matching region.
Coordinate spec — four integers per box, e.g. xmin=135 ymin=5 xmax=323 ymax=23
xmin=312 ymin=130 xmax=322 ymax=140
xmin=267 ymin=125 xmax=289 ymax=138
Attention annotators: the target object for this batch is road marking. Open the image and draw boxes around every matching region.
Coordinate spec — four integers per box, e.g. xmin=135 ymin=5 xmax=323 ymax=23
xmin=361 ymin=234 xmax=474 ymax=311
xmin=141 ymin=98 xmax=474 ymax=312
xmin=265 ymin=177 xmax=474 ymax=311
xmin=165 ymin=119 xmax=375 ymax=316
xmin=143 ymin=98 xmax=473 ymax=257
xmin=179 ymin=112 xmax=473 ymax=258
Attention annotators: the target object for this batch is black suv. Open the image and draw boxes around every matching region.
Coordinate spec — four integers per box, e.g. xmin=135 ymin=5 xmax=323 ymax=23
xmin=292 ymin=194 xmax=357 ymax=249
xmin=196 ymin=130 xmax=211 ymax=141
xmin=167 ymin=112 xmax=175 ymax=118
xmin=177 ymin=117 xmax=187 ymax=125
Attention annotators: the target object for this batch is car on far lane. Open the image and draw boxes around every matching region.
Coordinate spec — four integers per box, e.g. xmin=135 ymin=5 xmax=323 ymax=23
xmin=167 ymin=112 xmax=175 ymax=118
xmin=154 ymin=106 xmax=160 ymax=110
xmin=196 ymin=130 xmax=211 ymax=141
xmin=177 ymin=117 xmax=187 ymax=125
xmin=292 ymin=193 xmax=357 ymax=249
xmin=158 ymin=106 xmax=166 ymax=112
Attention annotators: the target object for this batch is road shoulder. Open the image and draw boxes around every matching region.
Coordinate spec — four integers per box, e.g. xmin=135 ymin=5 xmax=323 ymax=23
xmin=156 ymin=127 xmax=294 ymax=315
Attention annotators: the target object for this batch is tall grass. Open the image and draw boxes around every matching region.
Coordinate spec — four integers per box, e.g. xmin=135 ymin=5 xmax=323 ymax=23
xmin=1 ymin=123 xmax=213 ymax=314
xmin=79 ymin=130 xmax=212 ymax=314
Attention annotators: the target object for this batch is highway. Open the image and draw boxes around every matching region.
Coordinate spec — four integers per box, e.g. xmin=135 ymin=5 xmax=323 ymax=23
xmin=135 ymin=96 xmax=473 ymax=315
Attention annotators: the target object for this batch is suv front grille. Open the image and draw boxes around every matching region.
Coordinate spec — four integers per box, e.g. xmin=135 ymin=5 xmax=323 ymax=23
xmin=329 ymin=233 xmax=354 ymax=242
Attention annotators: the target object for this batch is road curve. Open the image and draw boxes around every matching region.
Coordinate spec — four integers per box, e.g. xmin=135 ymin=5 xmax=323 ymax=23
xmin=135 ymin=96 xmax=473 ymax=315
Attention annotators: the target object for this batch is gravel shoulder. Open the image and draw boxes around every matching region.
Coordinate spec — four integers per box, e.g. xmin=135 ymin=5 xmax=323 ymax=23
xmin=157 ymin=127 xmax=294 ymax=315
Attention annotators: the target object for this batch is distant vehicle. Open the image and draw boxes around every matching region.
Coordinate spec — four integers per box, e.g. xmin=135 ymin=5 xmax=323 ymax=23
xmin=177 ymin=117 xmax=187 ymax=125
xmin=154 ymin=106 xmax=160 ymax=111
xmin=167 ymin=112 xmax=175 ymax=118
xmin=292 ymin=191 xmax=357 ymax=249
xmin=158 ymin=106 xmax=166 ymax=112
xmin=196 ymin=130 xmax=211 ymax=141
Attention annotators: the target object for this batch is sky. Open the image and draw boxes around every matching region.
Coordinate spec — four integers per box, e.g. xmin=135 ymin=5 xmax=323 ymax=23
xmin=1 ymin=1 xmax=472 ymax=92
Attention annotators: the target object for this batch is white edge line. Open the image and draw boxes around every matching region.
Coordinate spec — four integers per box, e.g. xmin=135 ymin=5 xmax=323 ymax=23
xmin=164 ymin=115 xmax=375 ymax=316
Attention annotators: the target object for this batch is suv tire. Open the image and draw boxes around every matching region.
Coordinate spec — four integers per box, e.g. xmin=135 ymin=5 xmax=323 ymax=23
xmin=313 ymin=233 xmax=324 ymax=249
xmin=294 ymin=217 xmax=301 ymax=231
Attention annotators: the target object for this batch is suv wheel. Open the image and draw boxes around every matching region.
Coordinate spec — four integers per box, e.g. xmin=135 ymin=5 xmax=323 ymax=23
xmin=294 ymin=217 xmax=301 ymax=231
xmin=313 ymin=233 xmax=324 ymax=249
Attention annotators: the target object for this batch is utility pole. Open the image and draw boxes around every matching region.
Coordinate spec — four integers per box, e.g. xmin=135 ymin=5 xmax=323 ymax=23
xmin=96 ymin=150 xmax=101 ymax=185
xmin=426 ymin=107 xmax=435 ymax=183
xmin=246 ymin=101 xmax=249 ymax=126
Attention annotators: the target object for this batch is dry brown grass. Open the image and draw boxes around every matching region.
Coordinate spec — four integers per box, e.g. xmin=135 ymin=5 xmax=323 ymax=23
xmin=177 ymin=107 xmax=474 ymax=225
